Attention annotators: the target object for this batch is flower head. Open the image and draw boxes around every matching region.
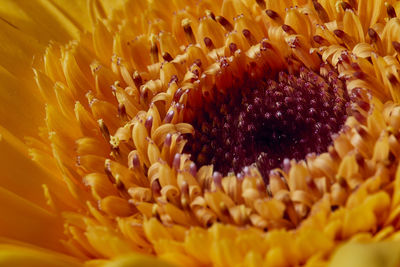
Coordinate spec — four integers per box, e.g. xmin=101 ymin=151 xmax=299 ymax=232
xmin=2 ymin=0 xmax=400 ymax=266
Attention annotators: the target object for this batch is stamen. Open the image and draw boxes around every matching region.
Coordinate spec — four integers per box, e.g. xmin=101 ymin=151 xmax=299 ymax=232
xmin=266 ymin=10 xmax=283 ymax=24
xmin=386 ymin=3 xmax=397 ymax=19
xmin=162 ymin=52 xmax=173 ymax=62
xmin=164 ymin=133 xmax=172 ymax=147
xmin=282 ymin=24 xmax=297 ymax=35
xmin=204 ymin=37 xmax=215 ymax=50
xmin=216 ymin=16 xmax=233 ymax=31
xmin=165 ymin=110 xmax=175 ymax=123
xmin=104 ymin=159 xmax=115 ymax=183
xmin=313 ymin=35 xmax=329 ymax=45
xmin=151 ymin=179 xmax=161 ymax=198
xmin=205 ymin=10 xmax=216 ymax=20
xmin=334 ymin=29 xmax=355 ymax=48
xmin=131 ymin=153 xmax=141 ymax=169
xmin=182 ymin=19 xmax=196 ymax=44
xmin=133 ymin=71 xmax=143 ymax=89
xmin=312 ymin=0 xmax=330 ymax=23
xmin=173 ymin=153 xmax=181 ymax=170
xmin=242 ymin=29 xmax=257 ymax=45
xmin=145 ymin=116 xmax=153 ymax=134
xmin=150 ymin=34 xmax=159 ymax=64
xmin=229 ymin=43 xmax=238 ymax=54
xmin=340 ymin=1 xmax=353 ymax=11
xmin=98 ymin=119 xmax=110 ymax=143
xmin=255 ymin=0 xmax=266 ymax=10
xmin=393 ymin=41 xmax=400 ymax=53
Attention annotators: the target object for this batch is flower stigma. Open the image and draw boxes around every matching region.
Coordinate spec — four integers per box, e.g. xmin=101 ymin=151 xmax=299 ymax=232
xmin=185 ymin=63 xmax=351 ymax=181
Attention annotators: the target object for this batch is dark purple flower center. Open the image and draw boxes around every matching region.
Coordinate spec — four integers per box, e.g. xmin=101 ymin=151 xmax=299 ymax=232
xmin=184 ymin=66 xmax=350 ymax=181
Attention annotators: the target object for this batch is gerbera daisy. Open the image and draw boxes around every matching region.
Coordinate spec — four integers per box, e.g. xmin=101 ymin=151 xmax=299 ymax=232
xmin=2 ymin=0 xmax=400 ymax=266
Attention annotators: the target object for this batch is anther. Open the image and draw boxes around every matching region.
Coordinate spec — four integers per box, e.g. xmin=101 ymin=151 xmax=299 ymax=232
xmin=340 ymin=1 xmax=353 ymax=11
xmin=104 ymin=159 xmax=115 ymax=183
xmin=216 ymin=15 xmax=233 ymax=31
xmin=353 ymin=71 xmax=365 ymax=79
xmin=282 ymin=158 xmax=291 ymax=173
xmin=205 ymin=10 xmax=216 ymax=20
xmin=242 ymin=29 xmax=257 ymax=45
xmin=98 ymin=119 xmax=110 ymax=143
xmin=150 ymin=34 xmax=159 ymax=64
xmin=118 ymin=104 xmax=128 ymax=121
xmin=131 ymin=153 xmax=141 ymax=169
xmin=386 ymin=3 xmax=397 ymax=19
xmin=333 ymin=29 xmax=345 ymax=39
xmin=265 ymin=10 xmax=283 ymax=24
xmin=173 ymin=153 xmax=181 ymax=170
xmin=255 ymin=0 xmax=266 ymax=9
xmin=229 ymin=43 xmax=237 ymax=54
xmin=182 ymin=18 xmax=196 ymax=44
xmin=340 ymin=51 xmax=351 ymax=64
xmin=212 ymin=171 xmax=223 ymax=190
xmin=282 ymin=24 xmax=296 ymax=35
xmin=367 ymin=28 xmax=380 ymax=43
xmin=151 ymin=179 xmax=161 ymax=198
xmin=392 ymin=41 xmax=400 ymax=53
xmin=312 ymin=0 xmax=329 ymax=22
xmin=353 ymin=110 xmax=366 ymax=123
xmin=388 ymin=74 xmax=399 ymax=85
xmin=164 ymin=133 xmax=172 ymax=147
xmin=173 ymin=87 xmax=185 ymax=102
xmin=337 ymin=176 xmax=348 ymax=188
xmin=333 ymin=29 xmax=354 ymax=47
xmin=260 ymin=40 xmax=272 ymax=51
xmin=164 ymin=110 xmax=175 ymax=123
xmin=313 ymin=35 xmax=328 ymax=45
xmin=145 ymin=116 xmax=153 ymax=134
xmin=189 ymin=162 xmax=197 ymax=177
xmin=357 ymin=100 xmax=370 ymax=111
xmin=204 ymin=37 xmax=215 ymax=49
xmin=162 ymin=52 xmax=173 ymax=62
xmin=133 ymin=71 xmax=143 ymax=89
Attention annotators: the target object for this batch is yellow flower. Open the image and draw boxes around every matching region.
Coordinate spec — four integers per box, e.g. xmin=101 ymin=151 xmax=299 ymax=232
xmin=2 ymin=0 xmax=400 ymax=266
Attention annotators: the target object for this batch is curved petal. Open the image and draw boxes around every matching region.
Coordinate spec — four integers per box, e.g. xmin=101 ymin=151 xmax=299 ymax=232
xmin=102 ymin=254 xmax=177 ymax=267
xmin=0 ymin=20 xmax=43 ymax=77
xmin=0 ymin=244 xmax=82 ymax=267
xmin=0 ymin=0 xmax=83 ymax=45
xmin=0 ymin=0 xmax=124 ymax=139
xmin=329 ymin=242 xmax=400 ymax=267
xmin=0 ymin=187 xmax=65 ymax=252
xmin=0 ymin=68 xmax=44 ymax=139
xmin=0 ymin=125 xmax=75 ymax=208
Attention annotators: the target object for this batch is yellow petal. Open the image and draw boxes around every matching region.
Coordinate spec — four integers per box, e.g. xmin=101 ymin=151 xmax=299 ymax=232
xmin=0 ymin=0 xmax=82 ymax=44
xmin=329 ymin=242 xmax=400 ymax=267
xmin=0 ymin=244 xmax=82 ymax=267
xmin=0 ymin=125 xmax=74 ymax=209
xmin=0 ymin=187 xmax=65 ymax=252
xmin=48 ymin=0 xmax=92 ymax=33
xmin=0 ymin=245 xmax=83 ymax=267
xmin=101 ymin=253 xmax=176 ymax=267
xmin=0 ymin=68 xmax=44 ymax=139
xmin=0 ymin=20 xmax=43 ymax=76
